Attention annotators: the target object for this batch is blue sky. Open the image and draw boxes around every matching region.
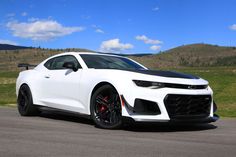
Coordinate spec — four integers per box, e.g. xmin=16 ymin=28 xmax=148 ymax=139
xmin=0 ymin=0 xmax=236 ymax=53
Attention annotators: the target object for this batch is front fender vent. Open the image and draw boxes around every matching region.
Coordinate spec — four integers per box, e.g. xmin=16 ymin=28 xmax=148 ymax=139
xmin=121 ymin=95 xmax=161 ymax=115
xmin=133 ymin=99 xmax=161 ymax=115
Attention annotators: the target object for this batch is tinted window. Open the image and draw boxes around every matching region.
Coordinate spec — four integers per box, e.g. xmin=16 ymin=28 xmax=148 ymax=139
xmin=44 ymin=58 xmax=54 ymax=69
xmin=44 ymin=55 xmax=81 ymax=70
xmin=80 ymin=54 xmax=146 ymax=70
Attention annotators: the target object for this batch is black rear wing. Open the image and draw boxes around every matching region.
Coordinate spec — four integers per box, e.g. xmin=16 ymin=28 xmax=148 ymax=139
xmin=18 ymin=63 xmax=37 ymax=70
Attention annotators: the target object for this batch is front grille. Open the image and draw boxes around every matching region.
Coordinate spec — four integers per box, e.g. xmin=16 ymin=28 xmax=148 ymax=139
xmin=164 ymin=83 xmax=207 ymax=90
xmin=164 ymin=94 xmax=211 ymax=119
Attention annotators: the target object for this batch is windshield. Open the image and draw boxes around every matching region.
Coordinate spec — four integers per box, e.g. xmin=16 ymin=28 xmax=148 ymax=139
xmin=80 ymin=54 xmax=146 ymax=70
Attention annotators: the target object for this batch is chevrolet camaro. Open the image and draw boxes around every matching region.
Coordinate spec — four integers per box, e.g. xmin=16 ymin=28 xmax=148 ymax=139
xmin=16 ymin=52 xmax=219 ymax=129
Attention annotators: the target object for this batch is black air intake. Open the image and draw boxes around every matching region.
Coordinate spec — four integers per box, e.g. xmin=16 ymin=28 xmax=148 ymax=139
xmin=133 ymin=99 xmax=161 ymax=115
xmin=164 ymin=94 xmax=211 ymax=119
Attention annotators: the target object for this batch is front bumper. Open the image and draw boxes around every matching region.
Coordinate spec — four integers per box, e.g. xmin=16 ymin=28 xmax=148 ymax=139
xmin=123 ymin=114 xmax=219 ymax=124
xmin=120 ymin=87 xmax=219 ymax=123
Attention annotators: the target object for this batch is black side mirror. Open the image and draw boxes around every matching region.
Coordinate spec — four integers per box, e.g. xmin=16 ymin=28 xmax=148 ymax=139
xmin=62 ymin=62 xmax=78 ymax=72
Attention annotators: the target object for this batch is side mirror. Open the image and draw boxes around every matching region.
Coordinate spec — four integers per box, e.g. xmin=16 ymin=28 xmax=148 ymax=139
xmin=62 ymin=62 xmax=78 ymax=72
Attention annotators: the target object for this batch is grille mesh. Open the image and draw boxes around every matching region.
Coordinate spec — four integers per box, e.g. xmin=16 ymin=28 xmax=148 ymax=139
xmin=164 ymin=94 xmax=212 ymax=119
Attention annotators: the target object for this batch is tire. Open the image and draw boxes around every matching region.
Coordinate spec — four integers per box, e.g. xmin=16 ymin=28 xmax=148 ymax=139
xmin=17 ymin=84 xmax=40 ymax=116
xmin=90 ymin=85 xmax=122 ymax=129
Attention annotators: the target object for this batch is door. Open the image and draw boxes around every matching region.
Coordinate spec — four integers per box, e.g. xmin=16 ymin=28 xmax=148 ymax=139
xmin=39 ymin=55 xmax=85 ymax=113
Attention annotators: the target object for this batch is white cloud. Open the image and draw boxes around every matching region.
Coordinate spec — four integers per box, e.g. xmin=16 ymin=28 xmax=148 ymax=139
xmin=100 ymin=38 xmax=133 ymax=52
xmin=150 ymin=45 xmax=161 ymax=51
xmin=152 ymin=7 xmax=159 ymax=11
xmin=92 ymin=25 xmax=104 ymax=33
xmin=95 ymin=28 xmax=104 ymax=33
xmin=0 ymin=39 xmax=18 ymax=45
xmin=21 ymin=12 xmax=27 ymax=16
xmin=229 ymin=24 xmax=236 ymax=30
xmin=136 ymin=35 xmax=162 ymax=44
xmin=6 ymin=20 xmax=85 ymax=41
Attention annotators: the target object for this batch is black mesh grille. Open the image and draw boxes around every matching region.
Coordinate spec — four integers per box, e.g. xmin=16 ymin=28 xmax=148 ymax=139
xmin=164 ymin=94 xmax=211 ymax=119
xmin=164 ymin=84 xmax=207 ymax=90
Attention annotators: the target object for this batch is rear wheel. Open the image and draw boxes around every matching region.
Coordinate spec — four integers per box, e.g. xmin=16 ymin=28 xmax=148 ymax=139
xmin=90 ymin=85 xmax=122 ymax=129
xmin=17 ymin=85 xmax=40 ymax=116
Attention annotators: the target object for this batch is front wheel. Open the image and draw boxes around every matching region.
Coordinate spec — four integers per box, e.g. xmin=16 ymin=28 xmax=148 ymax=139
xmin=17 ymin=85 xmax=40 ymax=116
xmin=90 ymin=85 xmax=122 ymax=129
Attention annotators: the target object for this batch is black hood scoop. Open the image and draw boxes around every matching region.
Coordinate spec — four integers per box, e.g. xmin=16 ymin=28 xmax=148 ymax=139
xmin=126 ymin=69 xmax=199 ymax=79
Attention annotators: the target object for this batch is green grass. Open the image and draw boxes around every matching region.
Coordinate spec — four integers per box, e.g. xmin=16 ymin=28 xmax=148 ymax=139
xmin=0 ymin=71 xmax=18 ymax=106
xmin=0 ymin=83 xmax=16 ymax=106
xmin=0 ymin=67 xmax=236 ymax=117
xmin=0 ymin=71 xmax=18 ymax=78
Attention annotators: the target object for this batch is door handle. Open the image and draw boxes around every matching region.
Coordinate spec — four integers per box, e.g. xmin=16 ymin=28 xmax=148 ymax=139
xmin=44 ymin=75 xmax=50 ymax=79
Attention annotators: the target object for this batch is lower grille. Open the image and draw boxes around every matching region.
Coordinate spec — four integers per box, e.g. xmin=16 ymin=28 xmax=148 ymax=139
xmin=164 ymin=94 xmax=211 ymax=119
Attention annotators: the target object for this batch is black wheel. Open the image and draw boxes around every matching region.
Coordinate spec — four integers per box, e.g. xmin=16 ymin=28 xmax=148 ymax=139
xmin=17 ymin=84 xmax=40 ymax=116
xmin=90 ymin=85 xmax=122 ymax=129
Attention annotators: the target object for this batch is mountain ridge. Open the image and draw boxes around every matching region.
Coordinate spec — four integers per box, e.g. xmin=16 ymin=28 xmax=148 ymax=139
xmin=131 ymin=43 xmax=236 ymax=68
xmin=0 ymin=44 xmax=31 ymax=50
xmin=0 ymin=43 xmax=236 ymax=71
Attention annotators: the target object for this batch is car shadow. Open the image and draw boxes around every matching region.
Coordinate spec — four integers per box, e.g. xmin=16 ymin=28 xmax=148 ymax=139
xmin=38 ymin=108 xmax=217 ymax=132
xmin=38 ymin=108 xmax=94 ymax=125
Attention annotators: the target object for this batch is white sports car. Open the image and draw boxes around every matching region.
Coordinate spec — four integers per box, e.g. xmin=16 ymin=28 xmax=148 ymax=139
xmin=16 ymin=52 xmax=219 ymax=129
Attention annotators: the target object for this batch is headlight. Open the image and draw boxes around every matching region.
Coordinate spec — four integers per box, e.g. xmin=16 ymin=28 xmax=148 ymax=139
xmin=133 ymin=80 xmax=164 ymax=89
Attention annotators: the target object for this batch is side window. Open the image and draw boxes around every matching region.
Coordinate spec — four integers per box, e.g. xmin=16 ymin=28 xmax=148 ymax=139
xmin=51 ymin=56 xmax=67 ymax=70
xmin=44 ymin=55 xmax=82 ymax=70
xmin=44 ymin=58 xmax=54 ymax=70
xmin=60 ymin=55 xmax=82 ymax=70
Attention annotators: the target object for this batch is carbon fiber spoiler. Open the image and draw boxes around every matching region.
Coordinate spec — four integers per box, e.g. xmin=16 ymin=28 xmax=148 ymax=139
xmin=18 ymin=63 xmax=37 ymax=70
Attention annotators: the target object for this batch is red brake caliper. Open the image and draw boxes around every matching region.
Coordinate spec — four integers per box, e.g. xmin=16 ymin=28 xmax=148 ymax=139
xmin=99 ymin=96 xmax=108 ymax=112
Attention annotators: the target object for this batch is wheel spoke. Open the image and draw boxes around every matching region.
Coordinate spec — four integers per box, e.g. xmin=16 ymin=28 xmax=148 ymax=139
xmin=109 ymin=111 xmax=115 ymax=123
xmin=20 ymin=90 xmax=27 ymax=98
xmin=96 ymin=95 xmax=109 ymax=107
xmin=19 ymin=89 xmax=29 ymax=109
xmin=107 ymin=94 xmax=118 ymax=104
xmin=111 ymin=110 xmax=121 ymax=124
xmin=95 ymin=110 xmax=109 ymax=121
xmin=109 ymin=112 xmax=113 ymax=123
xmin=23 ymin=98 xmax=28 ymax=110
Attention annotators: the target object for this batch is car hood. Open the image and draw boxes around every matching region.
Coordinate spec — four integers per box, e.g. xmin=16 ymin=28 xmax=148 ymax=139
xmin=124 ymin=69 xmax=209 ymax=85
xmin=124 ymin=69 xmax=199 ymax=79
